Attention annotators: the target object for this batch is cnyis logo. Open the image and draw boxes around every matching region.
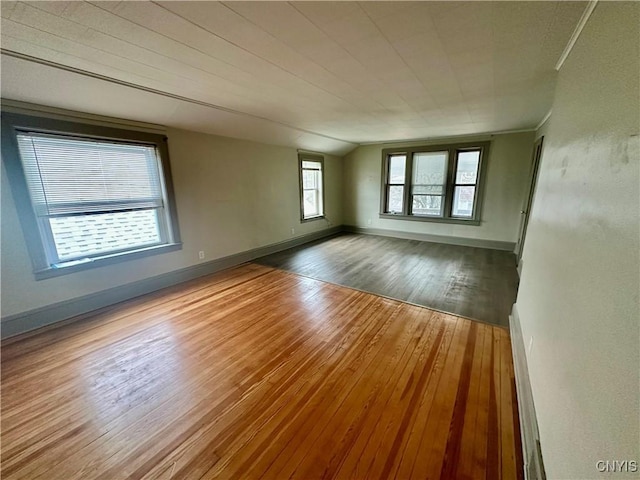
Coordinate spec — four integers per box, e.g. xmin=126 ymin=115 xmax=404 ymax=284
xmin=596 ymin=460 xmax=638 ymax=473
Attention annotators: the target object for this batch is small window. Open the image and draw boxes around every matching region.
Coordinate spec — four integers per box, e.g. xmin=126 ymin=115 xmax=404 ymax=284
xmin=385 ymin=154 xmax=406 ymax=214
xmin=1 ymin=113 xmax=181 ymax=279
xmin=452 ymin=150 xmax=480 ymax=218
xmin=381 ymin=142 xmax=489 ymax=224
xmin=299 ymin=153 xmax=324 ymax=221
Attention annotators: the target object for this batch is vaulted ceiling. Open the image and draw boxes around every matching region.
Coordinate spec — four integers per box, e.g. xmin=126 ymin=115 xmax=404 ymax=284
xmin=1 ymin=1 xmax=587 ymax=154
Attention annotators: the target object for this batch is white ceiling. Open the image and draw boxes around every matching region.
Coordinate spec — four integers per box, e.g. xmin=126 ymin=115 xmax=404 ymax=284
xmin=0 ymin=1 xmax=587 ymax=155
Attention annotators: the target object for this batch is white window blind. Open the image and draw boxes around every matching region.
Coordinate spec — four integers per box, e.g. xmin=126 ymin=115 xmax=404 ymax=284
xmin=15 ymin=132 xmax=169 ymax=265
xmin=16 ymin=133 xmax=164 ymax=216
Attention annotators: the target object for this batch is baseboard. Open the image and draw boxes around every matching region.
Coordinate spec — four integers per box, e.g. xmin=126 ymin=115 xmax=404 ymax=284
xmin=517 ymin=258 xmax=524 ymax=278
xmin=510 ymin=304 xmax=546 ymax=480
xmin=344 ymin=225 xmax=516 ymax=251
xmin=1 ymin=226 xmax=343 ymax=339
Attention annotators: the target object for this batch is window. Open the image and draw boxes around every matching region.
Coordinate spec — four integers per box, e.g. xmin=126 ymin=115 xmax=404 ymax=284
xmin=299 ymin=153 xmax=324 ymax=221
xmin=381 ymin=142 xmax=489 ymax=224
xmin=1 ymin=113 xmax=181 ymax=279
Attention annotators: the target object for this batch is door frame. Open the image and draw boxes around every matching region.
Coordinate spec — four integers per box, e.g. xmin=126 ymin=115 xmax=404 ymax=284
xmin=516 ymin=136 xmax=544 ymax=264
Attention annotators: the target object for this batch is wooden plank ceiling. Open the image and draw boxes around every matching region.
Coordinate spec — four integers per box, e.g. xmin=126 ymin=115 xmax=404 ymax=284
xmin=1 ymin=1 xmax=587 ymax=153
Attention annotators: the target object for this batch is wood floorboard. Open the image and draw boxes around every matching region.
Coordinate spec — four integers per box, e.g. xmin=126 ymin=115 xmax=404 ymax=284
xmin=256 ymin=233 xmax=519 ymax=327
xmin=1 ymin=264 xmax=523 ymax=479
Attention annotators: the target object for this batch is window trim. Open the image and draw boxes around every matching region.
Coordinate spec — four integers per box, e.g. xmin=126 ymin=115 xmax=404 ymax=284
xmin=379 ymin=141 xmax=490 ymax=225
xmin=298 ymin=153 xmax=325 ymax=222
xmin=1 ymin=112 xmax=182 ymax=280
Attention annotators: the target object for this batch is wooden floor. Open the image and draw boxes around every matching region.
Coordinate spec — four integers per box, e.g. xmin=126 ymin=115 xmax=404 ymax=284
xmin=257 ymin=233 xmax=519 ymax=327
xmin=1 ymin=264 xmax=522 ymax=480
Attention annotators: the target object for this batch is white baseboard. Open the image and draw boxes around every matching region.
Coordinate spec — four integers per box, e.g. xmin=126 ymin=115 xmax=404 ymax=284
xmin=510 ymin=304 xmax=546 ymax=480
xmin=517 ymin=258 xmax=524 ymax=278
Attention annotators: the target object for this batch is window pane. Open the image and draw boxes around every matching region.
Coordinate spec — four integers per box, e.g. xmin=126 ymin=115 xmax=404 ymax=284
xmin=302 ymin=160 xmax=321 ymax=170
xmin=412 ymin=195 xmax=443 ymax=216
xmin=456 ymin=151 xmax=480 ymax=184
xmin=303 ymin=190 xmax=319 ymax=217
xmin=388 ymin=155 xmax=406 ymax=184
xmin=452 ymin=186 xmax=476 ymax=217
xmin=387 ymin=185 xmax=404 ymax=213
xmin=412 ymin=151 xmax=447 ymax=190
xmin=50 ymin=210 xmax=161 ymax=261
xmin=303 ymin=170 xmax=318 ymax=189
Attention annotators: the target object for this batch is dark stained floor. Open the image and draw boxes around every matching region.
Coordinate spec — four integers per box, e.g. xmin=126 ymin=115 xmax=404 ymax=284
xmin=255 ymin=233 xmax=519 ymax=327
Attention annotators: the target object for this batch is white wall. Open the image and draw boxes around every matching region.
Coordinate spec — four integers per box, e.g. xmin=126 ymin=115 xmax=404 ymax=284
xmin=516 ymin=2 xmax=639 ymax=478
xmin=1 ymin=126 xmax=342 ymax=318
xmin=342 ymin=132 xmax=534 ymax=243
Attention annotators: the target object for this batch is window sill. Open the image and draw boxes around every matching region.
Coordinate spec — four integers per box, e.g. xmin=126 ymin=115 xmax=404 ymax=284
xmin=34 ymin=242 xmax=183 ymax=280
xmin=378 ymin=213 xmax=480 ymax=226
xmin=301 ymin=215 xmax=326 ymax=223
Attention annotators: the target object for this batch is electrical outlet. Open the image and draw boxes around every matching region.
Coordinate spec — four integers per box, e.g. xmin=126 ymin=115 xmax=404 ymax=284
xmin=528 ymin=336 xmax=534 ymax=355
xmin=198 ymin=251 xmax=205 ymax=260
xmin=367 ymin=218 xmax=372 ymax=225
xmin=291 ymin=228 xmax=295 ymax=235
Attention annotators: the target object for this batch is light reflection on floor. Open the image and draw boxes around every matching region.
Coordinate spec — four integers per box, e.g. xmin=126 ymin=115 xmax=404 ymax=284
xmin=82 ymin=321 xmax=190 ymax=429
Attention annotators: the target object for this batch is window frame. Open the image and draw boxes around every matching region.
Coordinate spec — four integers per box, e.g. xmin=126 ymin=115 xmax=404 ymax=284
xmin=380 ymin=141 xmax=489 ymax=225
xmin=298 ymin=153 xmax=325 ymax=222
xmin=1 ymin=112 xmax=182 ymax=280
xmin=384 ymin=154 xmax=408 ymax=214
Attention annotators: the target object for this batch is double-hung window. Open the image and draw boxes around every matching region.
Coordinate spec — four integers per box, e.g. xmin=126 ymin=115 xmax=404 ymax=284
xmin=299 ymin=153 xmax=324 ymax=221
xmin=2 ymin=113 xmax=181 ymax=279
xmin=381 ymin=142 xmax=489 ymax=224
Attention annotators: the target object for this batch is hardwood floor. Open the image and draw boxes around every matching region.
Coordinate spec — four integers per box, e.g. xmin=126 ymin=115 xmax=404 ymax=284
xmin=256 ymin=233 xmax=519 ymax=327
xmin=1 ymin=264 xmax=522 ymax=480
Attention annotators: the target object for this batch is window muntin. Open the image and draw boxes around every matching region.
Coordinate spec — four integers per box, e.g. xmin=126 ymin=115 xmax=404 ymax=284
xmin=299 ymin=155 xmax=324 ymax=221
xmin=381 ymin=142 xmax=488 ymax=224
xmin=2 ymin=112 xmax=181 ymax=278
